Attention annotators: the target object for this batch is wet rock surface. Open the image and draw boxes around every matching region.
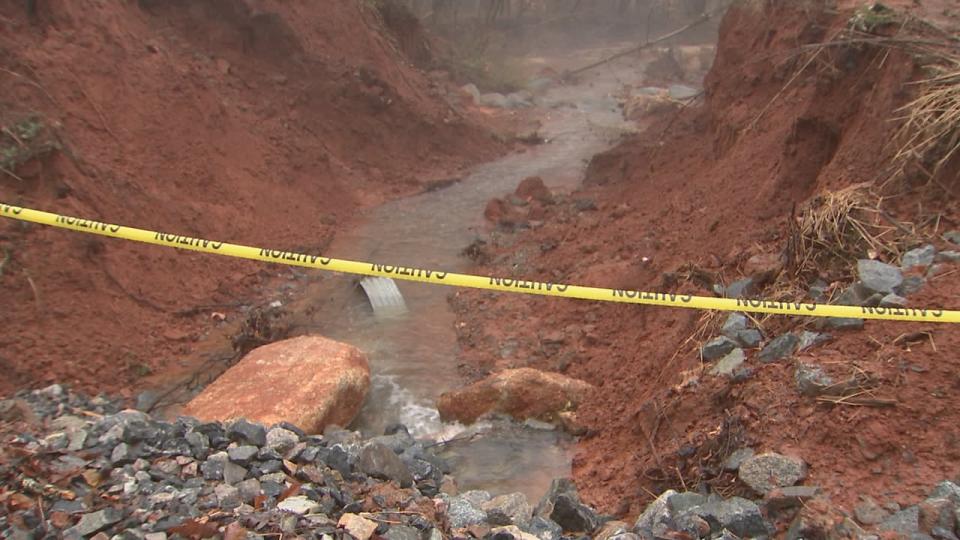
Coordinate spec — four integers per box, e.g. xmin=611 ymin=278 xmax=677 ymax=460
xmin=3 ymin=386 xmax=960 ymax=540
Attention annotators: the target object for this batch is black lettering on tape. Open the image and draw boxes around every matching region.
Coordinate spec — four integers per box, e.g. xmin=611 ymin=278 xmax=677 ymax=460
xmin=932 ymin=310 xmax=943 ymax=318
xmin=2 ymin=204 xmax=23 ymax=215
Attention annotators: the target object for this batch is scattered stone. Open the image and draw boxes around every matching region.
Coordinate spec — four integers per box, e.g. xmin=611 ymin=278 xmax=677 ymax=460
xmin=227 ymin=445 xmax=259 ymax=464
xmin=880 ymin=293 xmax=908 ymax=308
xmin=226 ymin=419 xmax=267 ymax=447
xmin=795 ymin=363 xmax=835 ymax=397
xmin=720 ymin=314 xmax=763 ymax=348
xmin=460 ymin=83 xmax=480 ymax=105
xmin=184 ymin=336 xmax=371 ymax=433
xmin=710 ymin=349 xmax=746 ymax=377
xmin=279 ymin=495 xmax=321 ymax=515
xmin=937 ymin=250 xmax=960 ymax=263
xmin=266 ymin=427 xmax=300 ymax=453
xmin=480 ymin=93 xmax=509 ymax=108
xmin=879 ymin=506 xmax=921 ymax=534
xmin=944 ymin=231 xmax=960 ymax=245
xmin=633 ymin=489 xmax=676 ymax=534
xmin=68 ymin=508 xmax=124 ymax=537
xmin=437 ymin=368 xmax=593 ymax=424
xmin=668 ymin=492 xmax=708 ymax=515
xmin=897 ymin=275 xmax=926 ymax=296
xmin=223 ymin=461 xmax=247 ymax=484
xmin=384 ymin=525 xmax=423 ymax=540
xmin=339 ymin=513 xmax=378 ymax=540
xmin=701 ymin=336 xmax=739 ymax=361
xmin=858 ymin=259 xmax=904 ymax=294
xmin=797 ymin=331 xmax=831 ymax=351
xmin=549 ymin=493 xmax=599 ymax=533
xmin=691 ymin=497 xmax=769 ymax=538
xmin=526 ymin=516 xmax=563 ymax=540
xmin=482 ymin=492 xmax=533 ymax=527
xmin=723 ymin=448 xmax=755 ymax=472
xmin=573 ymin=198 xmax=597 ymax=212
xmin=758 ymin=333 xmax=799 ymax=363
xmin=716 ymin=278 xmax=755 ymax=299
xmin=902 ymin=245 xmax=938 ymax=270
xmin=359 ymin=443 xmax=414 ymax=487
xmin=738 ymin=453 xmax=807 ymax=494
xmin=765 ymin=486 xmax=821 ymax=512
xmin=214 ymin=483 xmax=241 ymax=509
xmin=818 ymin=317 xmax=865 ymax=331
xmin=919 ymin=498 xmax=956 ymax=532
xmin=929 ymin=481 xmax=960 ymax=502
xmin=445 ymin=494 xmax=488 ymax=529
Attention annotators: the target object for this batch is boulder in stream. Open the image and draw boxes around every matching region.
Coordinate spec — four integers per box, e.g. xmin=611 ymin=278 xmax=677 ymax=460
xmin=183 ymin=335 xmax=370 ymax=433
xmin=437 ymin=368 xmax=594 ymax=424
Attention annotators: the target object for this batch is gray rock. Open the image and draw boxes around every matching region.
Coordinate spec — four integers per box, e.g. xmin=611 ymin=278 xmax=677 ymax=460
xmin=505 ymin=92 xmax=534 ymax=109
xmin=898 ymin=275 xmax=926 ymax=296
xmin=223 ymin=461 xmax=247 ymax=485
xmin=809 ymin=280 xmax=829 ymax=302
xmin=525 ymin=516 xmax=563 ymax=540
xmin=278 ymin=495 xmax=321 ymax=515
xmin=461 ymin=83 xmax=480 ymax=105
xmin=738 ymin=453 xmax=807 ymax=494
xmin=937 ymin=251 xmax=960 ymax=263
xmin=819 ymin=317 xmax=865 ymax=331
xmin=929 ymin=481 xmax=960 ymax=502
xmin=881 ymin=294 xmax=908 ymax=308
xmin=482 ymin=492 xmax=533 ymax=527
xmin=765 ymin=486 xmax=821 ymax=512
xmin=723 ymin=448 xmax=755 ymax=472
xmin=902 ymin=245 xmax=937 ymax=270
xmin=266 ymin=427 xmax=300 ymax=453
xmin=710 ymin=349 xmax=746 ymax=377
xmin=68 ymin=508 xmax=124 ymax=537
xmin=215 ymin=483 xmax=241 ymax=509
xmin=369 ymin=428 xmax=415 ymax=455
xmin=111 ymin=442 xmax=138 ymax=465
xmin=858 ymin=259 xmax=904 ymax=294
xmin=446 ymin=495 xmax=488 ymax=529
xmin=795 ymin=363 xmax=834 ymax=397
xmin=633 ymin=489 xmax=676 ymax=534
xmin=691 ymin=497 xmax=769 ymax=537
xmin=797 ymin=331 xmax=831 ymax=351
xmin=227 ymin=445 xmax=259 ymax=464
xmin=227 ymin=418 xmax=266 ymax=446
xmin=480 ymin=93 xmax=509 ymax=108
xmin=573 ymin=198 xmax=597 ymax=212
xmin=834 ymin=284 xmax=868 ymax=306
xmin=717 ymin=278 xmax=755 ymax=299
xmin=549 ymin=493 xmax=599 ymax=533
xmin=944 ymin=231 xmax=960 ymax=245
xmin=933 ymin=527 xmax=959 ymax=540
xmin=236 ymin=478 xmax=261 ymax=504
xmin=384 ymin=525 xmax=421 ymax=540
xmin=360 ymin=443 xmax=414 ymax=488
xmin=879 ymin=506 xmax=920 ymax=534
xmin=702 ymin=337 xmax=739 ymax=361
xmin=721 ymin=314 xmax=762 ymax=347
xmin=668 ymin=492 xmax=708 ymax=514
xmin=534 ymin=478 xmax=575 ymax=518
xmin=919 ymin=498 xmax=956 ymax=532
xmin=759 ymin=333 xmax=799 ymax=363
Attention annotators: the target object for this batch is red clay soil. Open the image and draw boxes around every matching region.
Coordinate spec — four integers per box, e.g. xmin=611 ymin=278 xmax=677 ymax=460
xmin=452 ymin=0 xmax=960 ymax=524
xmin=0 ymin=0 xmax=503 ymax=396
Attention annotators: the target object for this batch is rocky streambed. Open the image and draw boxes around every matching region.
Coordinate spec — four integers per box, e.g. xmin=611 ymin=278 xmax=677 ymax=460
xmin=3 ymin=385 xmax=960 ymax=539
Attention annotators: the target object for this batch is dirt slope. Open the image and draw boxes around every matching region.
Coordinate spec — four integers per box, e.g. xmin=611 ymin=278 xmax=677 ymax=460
xmin=0 ymin=0 xmax=500 ymax=395
xmin=453 ymin=0 xmax=960 ymax=521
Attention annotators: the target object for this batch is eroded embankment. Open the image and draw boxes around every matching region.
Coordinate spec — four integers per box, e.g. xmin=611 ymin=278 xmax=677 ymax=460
xmin=0 ymin=0 xmax=501 ymax=395
xmin=452 ymin=0 xmax=960 ymax=523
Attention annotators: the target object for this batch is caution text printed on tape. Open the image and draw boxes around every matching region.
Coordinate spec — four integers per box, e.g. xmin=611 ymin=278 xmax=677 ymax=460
xmin=2 ymin=203 xmax=958 ymax=323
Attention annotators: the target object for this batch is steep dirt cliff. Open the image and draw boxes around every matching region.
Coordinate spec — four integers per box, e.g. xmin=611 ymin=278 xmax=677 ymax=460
xmin=0 ymin=0 xmax=500 ymax=395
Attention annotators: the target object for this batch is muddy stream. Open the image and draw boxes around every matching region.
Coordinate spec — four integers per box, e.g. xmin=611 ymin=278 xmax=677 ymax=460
xmin=164 ymin=45 xmax=657 ymax=501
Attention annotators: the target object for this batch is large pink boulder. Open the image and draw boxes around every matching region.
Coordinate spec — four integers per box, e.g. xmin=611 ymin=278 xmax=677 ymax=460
xmin=183 ymin=336 xmax=370 ymax=433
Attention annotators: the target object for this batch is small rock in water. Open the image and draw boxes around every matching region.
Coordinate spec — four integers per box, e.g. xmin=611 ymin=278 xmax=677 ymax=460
xmin=902 ymin=244 xmax=937 ymax=270
xmin=702 ymin=337 xmax=739 ymax=361
xmin=738 ymin=453 xmax=807 ymax=494
xmin=758 ymin=334 xmax=799 ymax=363
xmin=858 ymin=259 xmax=904 ymax=294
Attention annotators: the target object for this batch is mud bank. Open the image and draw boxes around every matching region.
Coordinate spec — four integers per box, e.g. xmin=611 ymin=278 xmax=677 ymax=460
xmin=452 ymin=0 xmax=960 ymax=524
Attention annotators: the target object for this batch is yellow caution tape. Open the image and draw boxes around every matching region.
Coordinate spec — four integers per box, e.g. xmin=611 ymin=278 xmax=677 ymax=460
xmin=2 ymin=202 xmax=958 ymax=323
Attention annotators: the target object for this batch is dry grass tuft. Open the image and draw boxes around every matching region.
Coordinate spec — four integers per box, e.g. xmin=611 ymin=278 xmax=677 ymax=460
xmin=891 ymin=61 xmax=960 ymax=192
xmin=789 ymin=183 xmax=916 ymax=280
